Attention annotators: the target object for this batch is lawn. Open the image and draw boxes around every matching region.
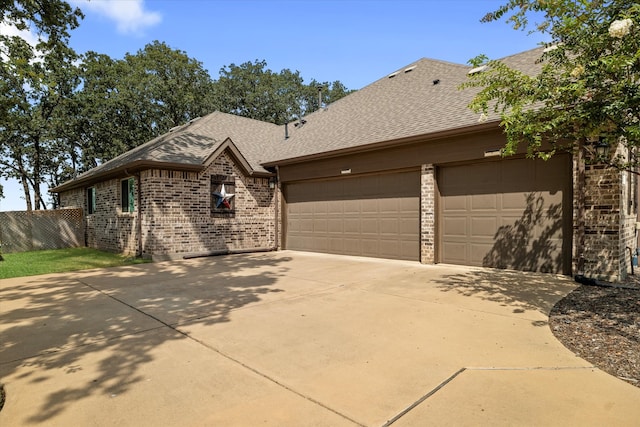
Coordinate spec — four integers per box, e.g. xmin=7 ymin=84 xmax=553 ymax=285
xmin=0 ymin=247 xmax=150 ymax=279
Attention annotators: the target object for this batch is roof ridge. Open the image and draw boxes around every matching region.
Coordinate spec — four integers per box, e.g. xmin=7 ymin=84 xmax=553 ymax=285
xmin=496 ymin=45 xmax=545 ymax=61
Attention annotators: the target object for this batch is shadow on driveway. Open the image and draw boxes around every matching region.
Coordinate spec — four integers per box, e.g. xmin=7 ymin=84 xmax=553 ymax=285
xmin=430 ymin=267 xmax=576 ymax=326
xmin=0 ymin=253 xmax=290 ymax=422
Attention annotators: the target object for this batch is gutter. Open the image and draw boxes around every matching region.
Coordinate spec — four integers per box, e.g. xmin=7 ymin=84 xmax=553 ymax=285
xmin=51 ymin=160 xmax=204 ymax=193
xmin=261 ymin=120 xmax=501 ymax=168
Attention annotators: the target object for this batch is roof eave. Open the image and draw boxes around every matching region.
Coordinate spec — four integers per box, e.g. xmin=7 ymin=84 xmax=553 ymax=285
xmin=51 ymin=160 xmax=204 ymax=193
xmin=261 ymin=120 xmax=501 ymax=167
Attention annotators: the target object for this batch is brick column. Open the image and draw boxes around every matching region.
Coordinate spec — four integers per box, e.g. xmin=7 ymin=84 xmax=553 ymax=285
xmin=420 ymin=164 xmax=435 ymax=264
xmin=574 ymin=144 xmax=633 ymax=281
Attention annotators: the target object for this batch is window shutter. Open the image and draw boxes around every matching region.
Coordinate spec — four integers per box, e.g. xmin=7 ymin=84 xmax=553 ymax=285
xmin=128 ymin=177 xmax=135 ymax=213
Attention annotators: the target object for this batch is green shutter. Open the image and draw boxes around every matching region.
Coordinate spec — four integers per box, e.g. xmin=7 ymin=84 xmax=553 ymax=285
xmin=128 ymin=177 xmax=135 ymax=213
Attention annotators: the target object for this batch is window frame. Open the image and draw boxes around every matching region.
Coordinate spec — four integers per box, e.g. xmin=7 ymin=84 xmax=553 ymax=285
xmin=86 ymin=187 xmax=96 ymax=215
xmin=121 ymin=177 xmax=135 ymax=213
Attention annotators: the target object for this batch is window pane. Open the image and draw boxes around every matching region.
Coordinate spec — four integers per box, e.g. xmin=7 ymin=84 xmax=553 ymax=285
xmin=121 ymin=179 xmax=129 ymax=212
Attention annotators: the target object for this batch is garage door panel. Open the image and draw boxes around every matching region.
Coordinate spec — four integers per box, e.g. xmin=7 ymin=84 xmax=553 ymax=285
xmin=361 ymin=218 xmax=379 ymax=234
xmin=442 ymin=195 xmax=467 ymax=211
xmin=442 ymin=242 xmax=467 ymax=264
xmin=361 ymin=199 xmax=379 ymax=214
xmin=471 ymin=243 xmax=495 ymax=265
xmin=471 ymin=194 xmax=498 ymax=210
xmin=400 ymin=197 xmax=419 ymax=210
xmin=314 ymin=219 xmax=328 ymax=233
xmin=439 ymin=156 xmax=570 ymax=274
xmin=327 ymin=218 xmax=343 ymax=233
xmin=399 ymin=217 xmax=418 ymax=235
xmin=442 ymin=217 xmax=467 ymax=237
xmin=471 ymin=217 xmax=498 ymax=238
xmin=285 ymin=171 xmax=419 ymax=261
xmin=380 ymin=218 xmax=399 ymax=234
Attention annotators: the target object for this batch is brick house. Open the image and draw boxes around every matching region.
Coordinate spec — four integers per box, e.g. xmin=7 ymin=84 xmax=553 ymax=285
xmin=53 ymin=47 xmax=637 ymax=281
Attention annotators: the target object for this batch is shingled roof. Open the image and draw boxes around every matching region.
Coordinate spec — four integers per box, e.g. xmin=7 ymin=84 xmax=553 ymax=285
xmin=264 ymin=46 xmax=545 ymax=165
xmin=53 ymin=47 xmax=545 ymax=193
xmin=53 ymin=112 xmax=282 ymax=192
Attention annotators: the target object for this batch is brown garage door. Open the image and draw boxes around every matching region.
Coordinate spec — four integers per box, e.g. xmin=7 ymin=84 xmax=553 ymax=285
xmin=285 ymin=170 xmax=420 ymax=261
xmin=439 ymin=155 xmax=571 ymax=274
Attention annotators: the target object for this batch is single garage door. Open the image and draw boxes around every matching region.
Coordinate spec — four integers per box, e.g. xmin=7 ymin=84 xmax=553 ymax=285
xmin=439 ymin=155 xmax=571 ymax=274
xmin=285 ymin=170 xmax=420 ymax=261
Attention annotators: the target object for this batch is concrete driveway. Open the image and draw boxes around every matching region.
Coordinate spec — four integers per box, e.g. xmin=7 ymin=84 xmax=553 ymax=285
xmin=1 ymin=251 xmax=639 ymax=426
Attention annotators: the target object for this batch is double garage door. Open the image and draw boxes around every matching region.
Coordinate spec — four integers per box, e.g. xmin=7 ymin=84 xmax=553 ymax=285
xmin=284 ymin=156 xmax=571 ymax=273
xmin=284 ymin=171 xmax=420 ymax=261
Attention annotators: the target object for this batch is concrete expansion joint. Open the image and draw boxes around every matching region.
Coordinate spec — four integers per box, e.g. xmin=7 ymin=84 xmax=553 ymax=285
xmin=177 ymin=331 xmax=367 ymax=427
xmin=76 ymin=279 xmax=365 ymax=426
xmin=466 ymin=365 xmax=597 ymax=371
xmin=382 ymin=367 xmax=467 ymax=426
xmin=381 ymin=364 xmax=598 ymax=426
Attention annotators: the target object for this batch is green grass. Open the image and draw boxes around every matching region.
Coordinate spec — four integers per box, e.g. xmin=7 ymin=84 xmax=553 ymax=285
xmin=0 ymin=247 xmax=150 ymax=279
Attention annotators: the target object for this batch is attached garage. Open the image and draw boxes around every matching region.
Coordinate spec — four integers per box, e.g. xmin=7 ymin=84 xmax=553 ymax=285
xmin=438 ymin=155 xmax=572 ymax=274
xmin=284 ymin=170 xmax=420 ymax=261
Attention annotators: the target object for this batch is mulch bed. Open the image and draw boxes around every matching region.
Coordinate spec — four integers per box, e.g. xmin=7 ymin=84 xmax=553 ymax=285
xmin=549 ymin=278 xmax=640 ymax=388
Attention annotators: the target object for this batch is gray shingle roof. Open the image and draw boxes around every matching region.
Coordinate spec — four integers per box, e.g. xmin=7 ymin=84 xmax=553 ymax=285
xmin=53 ymin=111 xmax=282 ymax=192
xmin=264 ymin=46 xmax=545 ymax=164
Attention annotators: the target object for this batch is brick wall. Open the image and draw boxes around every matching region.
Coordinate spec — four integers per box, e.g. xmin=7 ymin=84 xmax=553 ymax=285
xmin=60 ymin=176 xmax=140 ymax=254
xmin=59 ymin=151 xmax=277 ymax=259
xmin=420 ymin=164 xmax=435 ymax=263
xmin=573 ymin=144 xmax=637 ymax=281
xmin=140 ymin=152 xmax=276 ymax=259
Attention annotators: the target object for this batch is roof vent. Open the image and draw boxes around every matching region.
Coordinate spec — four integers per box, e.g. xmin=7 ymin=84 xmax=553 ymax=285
xmin=169 ymin=125 xmax=180 ymax=132
xmin=433 ymin=79 xmax=440 ymax=85
xmin=543 ymin=44 xmax=559 ymax=53
xmin=468 ymin=65 xmax=488 ymax=75
xmin=388 ymin=71 xmax=399 ymax=79
xmin=189 ymin=117 xmax=201 ymax=124
xmin=404 ymin=65 xmax=416 ymax=73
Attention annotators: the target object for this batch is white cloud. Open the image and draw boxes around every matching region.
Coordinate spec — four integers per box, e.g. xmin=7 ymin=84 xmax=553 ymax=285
xmin=0 ymin=22 xmax=40 ymax=46
xmin=71 ymin=0 xmax=162 ymax=34
xmin=0 ymin=22 xmax=44 ymax=62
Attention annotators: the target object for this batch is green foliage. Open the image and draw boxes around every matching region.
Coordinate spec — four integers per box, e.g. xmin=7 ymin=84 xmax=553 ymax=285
xmin=59 ymin=41 xmax=217 ymax=175
xmin=214 ymin=60 xmax=353 ymax=124
xmin=2 ymin=2 xmax=353 ymax=207
xmin=0 ymin=247 xmax=150 ymax=279
xmin=464 ymin=0 xmax=640 ymax=169
xmin=1 ymin=0 xmax=82 ymax=209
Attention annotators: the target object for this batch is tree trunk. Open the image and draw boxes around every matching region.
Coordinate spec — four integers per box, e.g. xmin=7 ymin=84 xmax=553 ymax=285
xmin=21 ymin=175 xmax=33 ymax=211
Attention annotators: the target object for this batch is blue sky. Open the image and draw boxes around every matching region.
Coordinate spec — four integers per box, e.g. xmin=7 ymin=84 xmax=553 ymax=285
xmin=0 ymin=0 xmax=548 ymax=211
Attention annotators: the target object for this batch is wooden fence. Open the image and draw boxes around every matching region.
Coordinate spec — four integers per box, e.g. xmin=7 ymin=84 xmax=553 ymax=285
xmin=0 ymin=209 xmax=84 ymax=253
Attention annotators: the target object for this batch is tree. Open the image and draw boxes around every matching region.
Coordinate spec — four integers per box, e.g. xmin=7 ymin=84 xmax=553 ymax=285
xmin=301 ymin=79 xmax=354 ymax=113
xmin=213 ymin=60 xmax=353 ymax=125
xmin=59 ymin=42 xmax=217 ymax=176
xmin=463 ymin=0 xmax=640 ymax=170
xmin=214 ymin=60 xmax=305 ymax=124
xmin=1 ymin=0 xmax=83 ymax=209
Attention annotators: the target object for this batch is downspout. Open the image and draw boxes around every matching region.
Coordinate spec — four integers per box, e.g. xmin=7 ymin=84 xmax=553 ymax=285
xmin=274 ymin=166 xmax=280 ymax=251
xmin=136 ymin=172 xmax=143 ymax=257
xmin=577 ymin=139 xmax=586 ymax=275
